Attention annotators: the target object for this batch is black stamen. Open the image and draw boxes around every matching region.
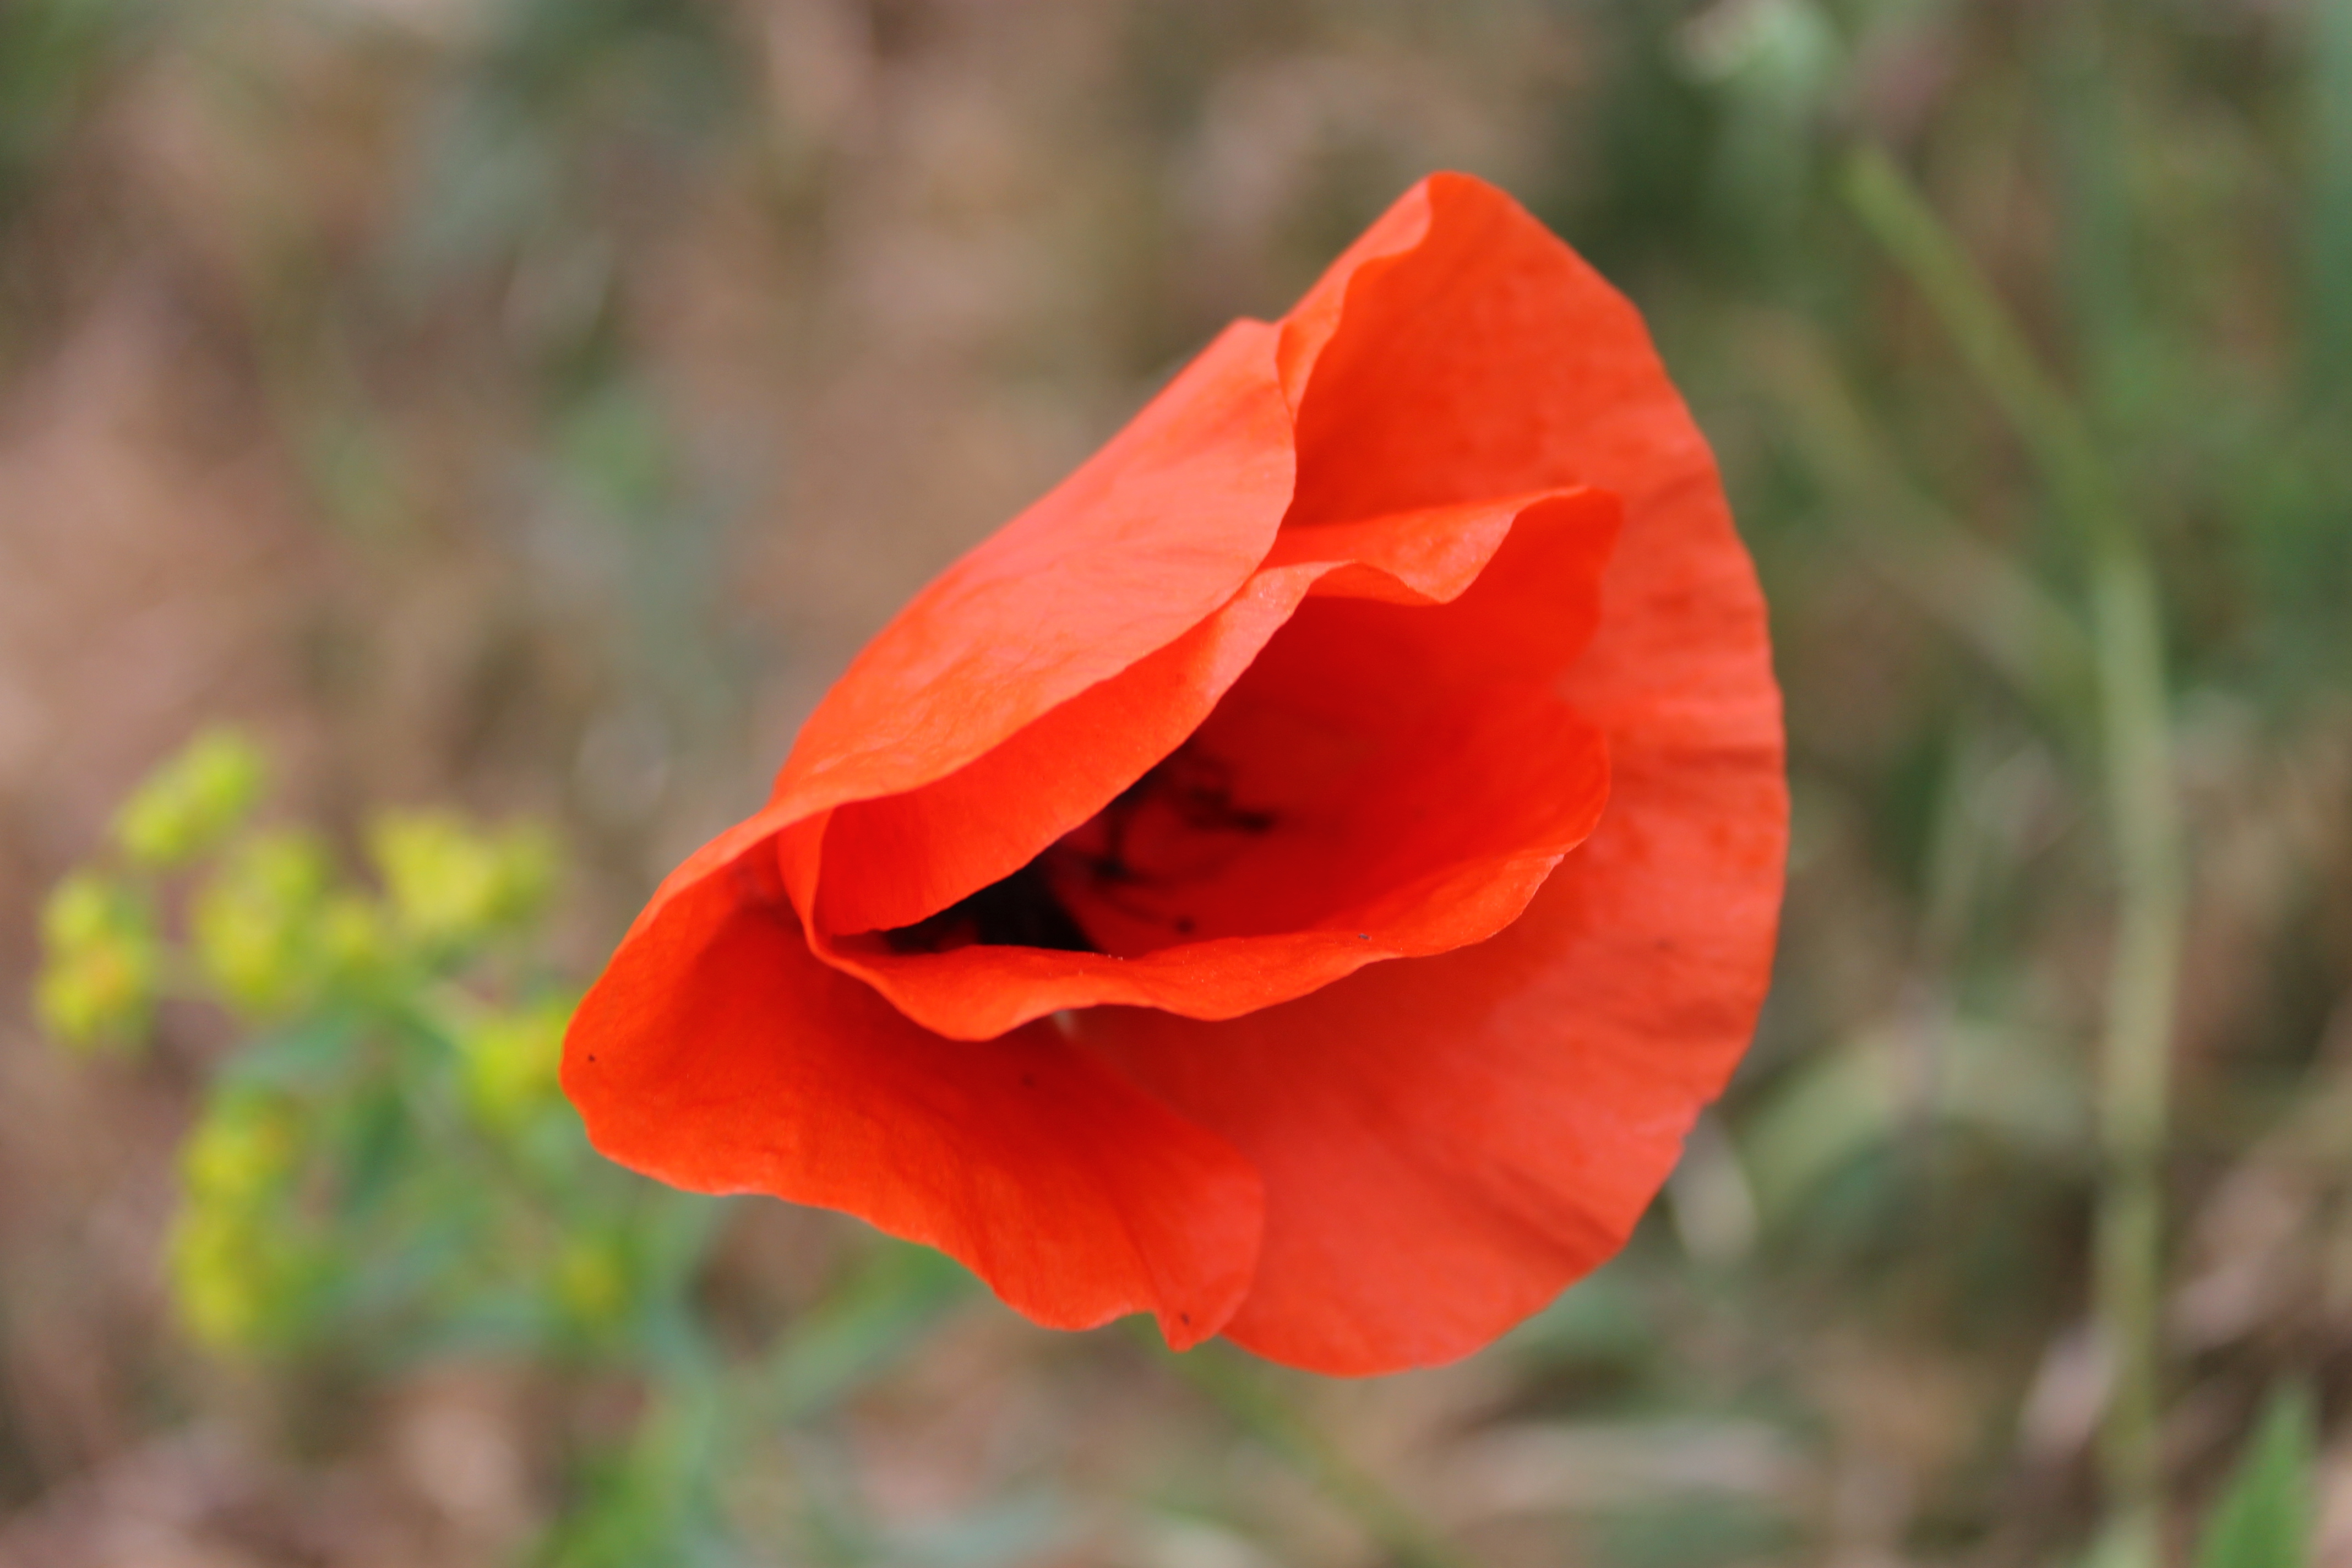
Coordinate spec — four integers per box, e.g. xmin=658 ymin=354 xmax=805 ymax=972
xmin=878 ymin=861 xmax=1098 ymax=955
xmin=875 ymin=743 xmax=1277 ymax=955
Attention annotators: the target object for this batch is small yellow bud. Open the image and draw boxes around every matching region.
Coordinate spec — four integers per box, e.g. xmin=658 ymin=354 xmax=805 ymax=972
xmin=34 ymin=937 xmax=157 ymax=1051
xmin=459 ymin=994 xmax=576 ymax=1132
xmin=41 ymin=872 xmax=123 ymax=952
xmin=35 ymin=875 xmax=159 ymax=1050
xmin=182 ymin=1095 xmax=298 ymax=1206
xmin=192 ymin=832 xmax=334 ymax=1018
xmin=553 ymin=1233 xmax=631 ymax=1330
xmin=319 ymin=893 xmax=389 ymax=980
xmin=369 ymin=812 xmax=558 ymax=954
xmin=170 ymin=1208 xmax=268 ymax=1350
xmin=114 ymin=731 xmax=266 ymax=870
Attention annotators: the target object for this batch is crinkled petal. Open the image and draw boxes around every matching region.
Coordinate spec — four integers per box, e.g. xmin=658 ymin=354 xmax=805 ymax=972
xmin=562 ymin=857 xmax=1265 ymax=1348
xmin=809 ymin=568 xmax=1317 ymax=939
xmin=772 ymin=317 xmax=1295 ymax=823
xmin=807 ymin=489 xmax=1619 ymax=1040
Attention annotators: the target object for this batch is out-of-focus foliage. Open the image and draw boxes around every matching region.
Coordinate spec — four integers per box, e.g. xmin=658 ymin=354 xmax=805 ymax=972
xmin=6 ymin=1 xmax=2352 ymax=1565
xmin=2195 ymin=1384 xmax=2318 ymax=1568
xmin=40 ymin=743 xmax=592 ymax=1513
xmin=32 ymin=733 xmax=1030 ymax=1565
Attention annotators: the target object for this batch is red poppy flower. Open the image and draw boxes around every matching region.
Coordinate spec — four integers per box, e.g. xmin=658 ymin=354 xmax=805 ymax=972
xmin=563 ymin=173 xmax=1786 ymax=1375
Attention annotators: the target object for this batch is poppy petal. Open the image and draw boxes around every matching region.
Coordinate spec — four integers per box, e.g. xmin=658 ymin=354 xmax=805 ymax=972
xmin=1287 ymin=173 xmax=1705 ymax=524
xmin=804 ymin=487 xmax=1619 ymax=1041
xmin=816 ymin=684 xmax=1608 ymax=1041
xmin=770 ymin=316 xmax=1296 ymax=824
xmin=1272 ymin=185 xmax=1438 ymax=415
xmin=1059 ymin=173 xmax=1785 ymax=1374
xmin=1076 ymin=711 xmax=1779 ymax=1372
xmin=806 ymin=483 xmax=1611 ymax=940
xmin=808 ymin=566 xmax=1319 ymax=939
xmin=561 ymin=857 xmax=1266 ymax=1348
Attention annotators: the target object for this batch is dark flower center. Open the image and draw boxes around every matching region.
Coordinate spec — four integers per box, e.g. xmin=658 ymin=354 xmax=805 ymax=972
xmin=878 ymin=743 xmax=1280 ymax=956
xmin=878 ymin=861 xmax=1096 ymax=954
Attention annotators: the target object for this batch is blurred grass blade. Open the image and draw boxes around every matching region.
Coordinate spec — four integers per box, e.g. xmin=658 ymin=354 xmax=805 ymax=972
xmin=1150 ymin=1333 xmax=1479 ymax=1568
xmin=1844 ymin=141 xmax=2186 ymax=1568
xmin=2312 ymin=0 xmax=2352 ymax=397
xmin=1742 ymin=313 xmax=2092 ymax=721
xmin=1741 ymin=1020 xmax=2088 ymax=1227
xmin=1840 ymin=145 xmax=2117 ymax=547
xmin=758 ymin=1242 xmax=973 ymax=1422
xmin=2045 ymin=5 xmax=2143 ymax=422
xmin=214 ymin=1016 xmax=365 ymax=1092
xmin=2195 ymin=1384 xmax=2318 ymax=1568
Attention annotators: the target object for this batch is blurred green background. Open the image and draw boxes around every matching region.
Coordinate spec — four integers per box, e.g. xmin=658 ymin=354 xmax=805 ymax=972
xmin=3 ymin=1 xmax=2350 ymax=1564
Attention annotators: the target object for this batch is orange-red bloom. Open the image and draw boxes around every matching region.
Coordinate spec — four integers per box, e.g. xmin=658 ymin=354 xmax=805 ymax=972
xmin=563 ymin=173 xmax=1786 ymax=1375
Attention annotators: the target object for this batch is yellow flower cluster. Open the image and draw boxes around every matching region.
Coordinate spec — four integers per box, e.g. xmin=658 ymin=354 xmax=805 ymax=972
xmin=36 ymin=729 xmax=611 ymax=1364
xmin=191 ymin=832 xmax=351 ymax=1017
xmin=35 ymin=873 xmax=160 ymax=1051
xmin=369 ymin=811 xmax=557 ymax=955
xmin=170 ymin=1092 xmax=307 ymax=1349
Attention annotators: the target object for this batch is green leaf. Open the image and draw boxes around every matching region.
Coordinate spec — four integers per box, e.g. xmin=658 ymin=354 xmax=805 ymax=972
xmin=2195 ymin=1382 xmax=2317 ymax=1568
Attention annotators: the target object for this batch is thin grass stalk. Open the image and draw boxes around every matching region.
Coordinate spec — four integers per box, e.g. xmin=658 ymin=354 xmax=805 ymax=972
xmin=1843 ymin=144 xmax=2187 ymax=1567
xmin=2309 ymin=0 xmax=2352 ymax=398
xmin=1145 ymin=1331 xmax=1478 ymax=1568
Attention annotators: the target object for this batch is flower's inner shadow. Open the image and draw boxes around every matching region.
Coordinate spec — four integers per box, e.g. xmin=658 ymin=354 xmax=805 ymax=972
xmin=878 ymin=742 xmax=1281 ymax=956
xmin=863 ymin=501 xmax=1618 ymax=969
xmin=877 ymin=861 xmax=1096 ymax=954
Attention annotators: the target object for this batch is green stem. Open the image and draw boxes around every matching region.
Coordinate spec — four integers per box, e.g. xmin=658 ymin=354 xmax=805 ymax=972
xmin=1145 ymin=1332 xmax=1478 ymax=1568
xmin=1844 ymin=145 xmax=2187 ymax=1566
